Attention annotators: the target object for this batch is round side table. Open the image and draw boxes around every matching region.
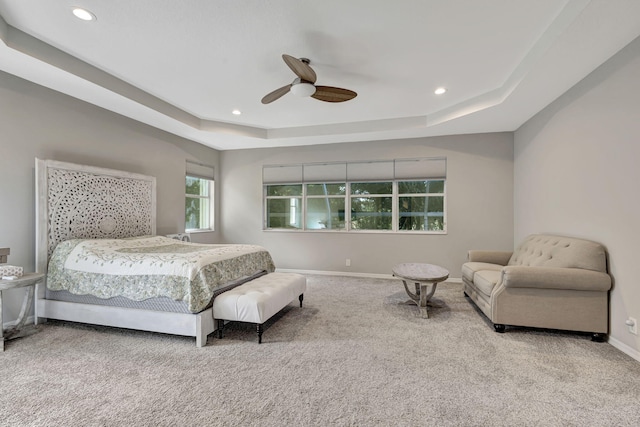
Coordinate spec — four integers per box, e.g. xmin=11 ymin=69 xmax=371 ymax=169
xmin=392 ymin=263 xmax=449 ymax=318
xmin=0 ymin=272 xmax=45 ymax=351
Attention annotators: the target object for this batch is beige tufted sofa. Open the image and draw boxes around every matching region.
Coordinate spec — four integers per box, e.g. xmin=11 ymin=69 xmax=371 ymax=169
xmin=462 ymin=234 xmax=611 ymax=341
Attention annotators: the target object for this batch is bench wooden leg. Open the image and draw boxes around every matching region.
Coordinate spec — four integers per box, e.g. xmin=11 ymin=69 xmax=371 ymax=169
xmin=257 ymin=323 xmax=263 ymax=344
xmin=217 ymin=319 xmax=225 ymax=339
xmin=299 ymin=293 xmax=304 ymax=307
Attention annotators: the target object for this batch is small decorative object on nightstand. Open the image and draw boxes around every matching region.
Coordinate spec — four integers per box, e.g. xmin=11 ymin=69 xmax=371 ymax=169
xmin=0 ymin=247 xmax=9 ymax=264
xmin=0 ymin=272 xmax=45 ymax=351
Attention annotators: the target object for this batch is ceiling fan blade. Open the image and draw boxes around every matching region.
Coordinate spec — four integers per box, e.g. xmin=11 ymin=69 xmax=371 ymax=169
xmin=261 ymin=84 xmax=292 ymax=104
xmin=282 ymin=54 xmax=317 ymax=84
xmin=311 ymin=86 xmax=357 ymax=103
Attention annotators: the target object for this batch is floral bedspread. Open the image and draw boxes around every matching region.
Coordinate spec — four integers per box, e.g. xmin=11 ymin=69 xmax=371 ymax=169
xmin=46 ymin=236 xmax=276 ymax=313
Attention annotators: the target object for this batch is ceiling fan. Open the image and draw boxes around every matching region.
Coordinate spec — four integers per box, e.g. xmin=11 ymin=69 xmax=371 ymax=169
xmin=261 ymin=54 xmax=357 ymax=104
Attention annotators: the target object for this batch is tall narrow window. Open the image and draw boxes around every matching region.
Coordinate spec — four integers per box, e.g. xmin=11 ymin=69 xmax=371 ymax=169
xmin=395 ymin=157 xmax=446 ymax=233
xmin=185 ymin=161 xmax=214 ymax=231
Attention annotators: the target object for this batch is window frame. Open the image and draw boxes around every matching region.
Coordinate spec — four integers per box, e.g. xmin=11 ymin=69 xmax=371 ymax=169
xmin=348 ymin=181 xmax=394 ymax=232
xmin=264 ymin=183 xmax=304 ymax=230
xmin=305 ymin=182 xmax=347 ymax=231
xmin=185 ymin=174 xmax=215 ymax=232
xmin=263 ymin=179 xmax=446 ymax=234
xmin=396 ymin=179 xmax=447 ymax=233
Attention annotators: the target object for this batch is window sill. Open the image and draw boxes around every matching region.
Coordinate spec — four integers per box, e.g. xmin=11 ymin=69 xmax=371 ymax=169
xmin=263 ymin=229 xmax=447 ymax=235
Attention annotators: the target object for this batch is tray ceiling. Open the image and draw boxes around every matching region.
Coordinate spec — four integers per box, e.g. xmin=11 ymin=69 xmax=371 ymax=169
xmin=1 ymin=0 xmax=639 ymax=150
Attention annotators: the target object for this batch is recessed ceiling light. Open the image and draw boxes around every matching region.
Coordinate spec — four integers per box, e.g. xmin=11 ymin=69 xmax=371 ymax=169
xmin=434 ymin=87 xmax=447 ymax=95
xmin=232 ymin=109 xmax=242 ymax=115
xmin=72 ymin=7 xmax=96 ymax=21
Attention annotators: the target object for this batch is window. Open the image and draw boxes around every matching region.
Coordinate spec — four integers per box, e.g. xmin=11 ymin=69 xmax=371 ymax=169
xmin=350 ymin=182 xmax=393 ymax=230
xmin=265 ymin=184 xmax=302 ymax=229
xmin=398 ymin=180 xmax=445 ymax=231
xmin=185 ymin=161 xmax=214 ymax=231
xmin=263 ymin=158 xmax=446 ymax=233
xmin=306 ymin=183 xmax=346 ymax=230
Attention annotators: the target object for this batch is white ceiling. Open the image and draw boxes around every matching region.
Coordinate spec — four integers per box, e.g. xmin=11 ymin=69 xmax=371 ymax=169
xmin=1 ymin=0 xmax=639 ymax=151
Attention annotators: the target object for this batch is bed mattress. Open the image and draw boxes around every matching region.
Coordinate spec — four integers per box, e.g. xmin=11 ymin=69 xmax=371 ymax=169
xmin=45 ymin=271 xmax=267 ymax=314
xmin=46 ymin=236 xmax=276 ymax=313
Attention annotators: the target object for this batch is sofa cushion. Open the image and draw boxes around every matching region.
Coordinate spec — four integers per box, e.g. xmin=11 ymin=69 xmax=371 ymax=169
xmin=473 ymin=270 xmax=502 ymax=297
xmin=508 ymin=234 xmax=607 ymax=272
xmin=461 ymin=262 xmax=503 ymax=283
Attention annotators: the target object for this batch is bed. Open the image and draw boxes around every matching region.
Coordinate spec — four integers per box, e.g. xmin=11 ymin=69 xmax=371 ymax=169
xmin=34 ymin=159 xmax=275 ymax=347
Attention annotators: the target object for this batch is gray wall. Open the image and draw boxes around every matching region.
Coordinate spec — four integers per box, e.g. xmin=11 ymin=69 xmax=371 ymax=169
xmin=514 ymin=37 xmax=640 ymax=353
xmin=220 ymin=133 xmax=514 ymax=277
xmin=0 ymin=71 xmax=220 ymax=324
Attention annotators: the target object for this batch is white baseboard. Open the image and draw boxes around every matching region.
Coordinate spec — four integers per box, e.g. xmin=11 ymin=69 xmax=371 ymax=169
xmin=276 ymin=268 xmax=394 ymax=279
xmin=607 ymin=336 xmax=640 ymax=363
xmin=275 ymin=268 xmax=462 ymax=283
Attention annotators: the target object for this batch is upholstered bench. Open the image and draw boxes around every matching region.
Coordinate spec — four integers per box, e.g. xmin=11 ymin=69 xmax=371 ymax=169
xmin=213 ymin=272 xmax=306 ymax=343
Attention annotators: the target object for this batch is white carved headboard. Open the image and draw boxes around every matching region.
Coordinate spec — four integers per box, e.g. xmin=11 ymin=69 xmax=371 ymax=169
xmin=35 ymin=158 xmax=157 ymax=274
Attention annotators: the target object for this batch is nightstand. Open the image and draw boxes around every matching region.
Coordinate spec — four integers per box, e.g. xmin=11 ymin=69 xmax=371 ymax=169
xmin=0 ymin=272 xmax=45 ymax=351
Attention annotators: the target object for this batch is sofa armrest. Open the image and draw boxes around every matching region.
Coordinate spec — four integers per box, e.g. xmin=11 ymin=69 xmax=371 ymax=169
xmin=468 ymin=250 xmax=512 ymax=266
xmin=502 ymin=266 xmax=611 ymax=292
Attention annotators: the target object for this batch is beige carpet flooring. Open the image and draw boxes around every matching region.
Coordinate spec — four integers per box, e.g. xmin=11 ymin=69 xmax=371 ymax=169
xmin=1 ymin=275 xmax=639 ymax=426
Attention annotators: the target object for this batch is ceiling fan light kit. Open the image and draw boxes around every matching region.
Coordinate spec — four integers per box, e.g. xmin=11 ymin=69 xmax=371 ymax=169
xmin=291 ymin=81 xmax=316 ymax=97
xmin=261 ymin=54 xmax=357 ymax=104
